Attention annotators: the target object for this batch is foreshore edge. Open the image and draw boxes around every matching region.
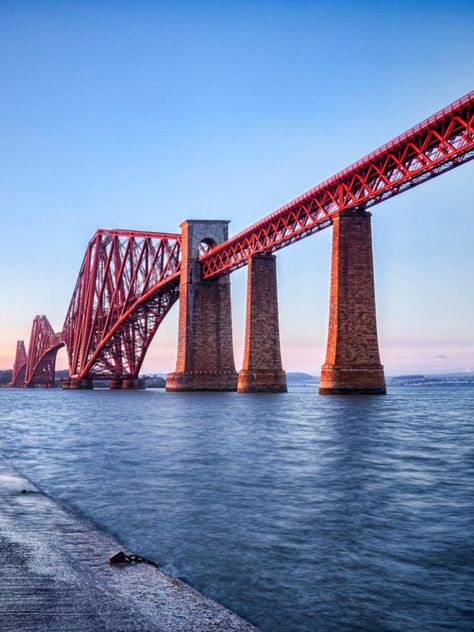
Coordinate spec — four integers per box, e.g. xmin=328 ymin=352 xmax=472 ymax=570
xmin=0 ymin=461 xmax=260 ymax=631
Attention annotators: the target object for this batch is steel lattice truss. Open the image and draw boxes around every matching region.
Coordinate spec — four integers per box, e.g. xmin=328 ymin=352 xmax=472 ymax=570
xmin=62 ymin=229 xmax=181 ymax=379
xmin=200 ymin=91 xmax=474 ymax=278
xmin=11 ymin=341 xmax=27 ymax=387
xmin=24 ymin=316 xmax=64 ymax=387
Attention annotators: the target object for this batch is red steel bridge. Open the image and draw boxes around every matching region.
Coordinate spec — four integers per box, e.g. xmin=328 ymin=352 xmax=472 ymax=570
xmin=11 ymin=90 xmax=474 ymax=393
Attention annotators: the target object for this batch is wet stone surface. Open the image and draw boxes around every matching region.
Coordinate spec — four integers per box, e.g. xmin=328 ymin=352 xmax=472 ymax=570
xmin=0 ymin=463 xmax=259 ymax=632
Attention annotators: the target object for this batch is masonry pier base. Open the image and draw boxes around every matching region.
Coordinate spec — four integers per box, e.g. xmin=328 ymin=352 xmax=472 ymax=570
xmin=62 ymin=378 xmax=93 ymax=390
xmin=319 ymin=210 xmax=386 ymax=395
xmin=109 ymin=378 xmax=146 ymax=390
xmin=166 ymin=371 xmax=238 ymax=391
xmin=319 ymin=368 xmax=386 ymax=395
xmin=238 ymin=369 xmax=287 ymax=393
xmin=237 ymin=255 xmax=287 ymax=393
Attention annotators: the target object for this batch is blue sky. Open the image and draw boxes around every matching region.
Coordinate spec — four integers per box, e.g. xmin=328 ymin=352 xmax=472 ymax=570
xmin=1 ymin=0 xmax=473 ymax=375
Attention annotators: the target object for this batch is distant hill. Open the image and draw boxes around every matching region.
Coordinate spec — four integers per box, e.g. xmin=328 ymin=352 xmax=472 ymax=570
xmin=286 ymin=372 xmax=318 ymax=384
xmin=389 ymin=372 xmax=474 ymax=386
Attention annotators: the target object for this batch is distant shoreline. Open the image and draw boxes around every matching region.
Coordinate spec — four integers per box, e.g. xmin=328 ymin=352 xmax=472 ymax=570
xmin=1 ymin=370 xmax=473 ymax=389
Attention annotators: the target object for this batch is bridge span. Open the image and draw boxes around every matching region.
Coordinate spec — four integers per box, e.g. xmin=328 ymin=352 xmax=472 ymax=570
xmin=11 ymin=91 xmax=474 ymax=394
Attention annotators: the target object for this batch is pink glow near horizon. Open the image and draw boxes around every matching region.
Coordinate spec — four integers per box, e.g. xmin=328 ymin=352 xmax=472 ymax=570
xmin=2 ymin=340 xmax=473 ymax=377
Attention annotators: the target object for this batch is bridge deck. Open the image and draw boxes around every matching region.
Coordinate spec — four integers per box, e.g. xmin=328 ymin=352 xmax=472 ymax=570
xmin=0 ymin=462 xmax=259 ymax=632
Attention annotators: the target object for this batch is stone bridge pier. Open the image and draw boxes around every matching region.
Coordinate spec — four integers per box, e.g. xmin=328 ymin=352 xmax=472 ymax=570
xmin=320 ymin=210 xmax=386 ymax=394
xmin=109 ymin=378 xmax=146 ymax=390
xmin=166 ymin=220 xmax=238 ymax=391
xmin=238 ymin=255 xmax=287 ymax=393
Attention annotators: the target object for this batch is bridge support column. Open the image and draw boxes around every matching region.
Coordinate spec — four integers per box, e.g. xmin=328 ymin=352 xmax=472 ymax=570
xmin=122 ymin=378 xmax=146 ymax=390
xmin=67 ymin=378 xmax=93 ymax=390
xmin=238 ymin=255 xmax=287 ymax=393
xmin=320 ymin=210 xmax=386 ymax=395
xmin=166 ymin=220 xmax=238 ymax=391
xmin=109 ymin=378 xmax=145 ymax=390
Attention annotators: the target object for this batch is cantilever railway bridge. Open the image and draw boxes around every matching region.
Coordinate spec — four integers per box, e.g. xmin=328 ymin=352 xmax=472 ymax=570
xmin=11 ymin=90 xmax=474 ymax=393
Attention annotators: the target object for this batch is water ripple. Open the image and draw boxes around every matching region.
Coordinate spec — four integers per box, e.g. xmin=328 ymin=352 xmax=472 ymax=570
xmin=0 ymin=386 xmax=473 ymax=631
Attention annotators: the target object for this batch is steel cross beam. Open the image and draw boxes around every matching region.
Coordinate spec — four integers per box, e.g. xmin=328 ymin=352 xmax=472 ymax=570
xmin=200 ymin=90 xmax=474 ymax=278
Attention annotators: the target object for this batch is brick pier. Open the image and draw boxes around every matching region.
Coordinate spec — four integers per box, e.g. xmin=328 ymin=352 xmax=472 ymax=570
xmin=109 ymin=378 xmax=146 ymax=390
xmin=320 ymin=210 xmax=386 ymax=395
xmin=238 ymin=255 xmax=287 ymax=393
xmin=166 ymin=220 xmax=238 ymax=391
xmin=62 ymin=378 xmax=93 ymax=390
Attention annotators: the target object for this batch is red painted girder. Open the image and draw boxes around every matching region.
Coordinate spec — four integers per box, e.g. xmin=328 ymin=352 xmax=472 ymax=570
xmin=78 ymin=272 xmax=180 ymax=379
xmin=11 ymin=340 xmax=27 ymax=387
xmin=95 ymin=228 xmax=180 ymax=239
xmin=24 ymin=316 xmax=64 ymax=387
xmin=200 ymin=90 xmax=474 ymax=278
xmin=62 ymin=229 xmax=181 ymax=380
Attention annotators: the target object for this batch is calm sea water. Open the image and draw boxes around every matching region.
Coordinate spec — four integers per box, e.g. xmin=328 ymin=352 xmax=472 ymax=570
xmin=0 ymin=386 xmax=473 ymax=631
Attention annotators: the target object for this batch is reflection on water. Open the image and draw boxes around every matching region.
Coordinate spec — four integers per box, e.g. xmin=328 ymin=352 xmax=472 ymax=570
xmin=0 ymin=386 xmax=473 ymax=631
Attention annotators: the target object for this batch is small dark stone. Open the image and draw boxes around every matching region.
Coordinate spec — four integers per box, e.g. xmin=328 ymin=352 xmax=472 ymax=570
xmin=109 ymin=551 xmax=129 ymax=566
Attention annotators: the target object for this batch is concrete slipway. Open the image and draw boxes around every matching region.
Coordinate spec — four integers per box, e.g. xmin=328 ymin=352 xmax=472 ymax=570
xmin=0 ymin=462 xmax=259 ymax=631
